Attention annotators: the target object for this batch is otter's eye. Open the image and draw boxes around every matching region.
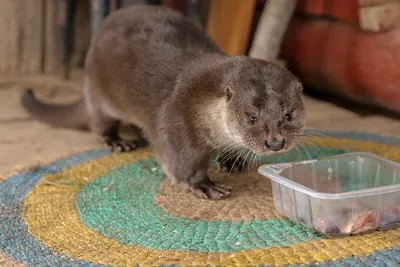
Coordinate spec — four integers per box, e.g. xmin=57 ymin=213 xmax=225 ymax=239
xmin=248 ymin=116 xmax=258 ymax=125
xmin=285 ymin=113 xmax=292 ymax=122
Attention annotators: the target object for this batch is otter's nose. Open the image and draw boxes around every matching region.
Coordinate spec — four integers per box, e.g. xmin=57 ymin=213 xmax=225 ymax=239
xmin=265 ymin=140 xmax=284 ymax=151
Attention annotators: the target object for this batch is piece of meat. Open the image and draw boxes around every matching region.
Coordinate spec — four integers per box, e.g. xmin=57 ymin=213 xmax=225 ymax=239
xmin=350 ymin=211 xmax=377 ymax=233
xmin=317 ymin=220 xmax=342 ymax=236
xmin=317 ymin=212 xmax=376 ymax=236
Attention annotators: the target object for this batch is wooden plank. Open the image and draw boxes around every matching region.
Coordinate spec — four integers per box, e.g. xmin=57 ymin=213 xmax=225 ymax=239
xmin=59 ymin=0 xmax=75 ymax=78
xmin=206 ymin=0 xmax=256 ymax=55
xmin=359 ymin=1 xmax=400 ymax=32
xmin=0 ymin=0 xmax=45 ymax=74
xmin=0 ymin=0 xmax=17 ymax=73
xmin=71 ymin=0 xmax=90 ymax=68
xmin=44 ymin=0 xmax=61 ymax=74
xmin=20 ymin=0 xmax=45 ymax=73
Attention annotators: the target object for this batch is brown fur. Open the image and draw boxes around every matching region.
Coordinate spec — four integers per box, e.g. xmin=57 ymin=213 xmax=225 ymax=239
xmin=21 ymin=5 xmax=305 ymax=199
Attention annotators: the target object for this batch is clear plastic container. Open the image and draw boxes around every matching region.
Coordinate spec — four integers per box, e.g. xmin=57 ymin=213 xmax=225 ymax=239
xmin=258 ymin=152 xmax=400 ymax=237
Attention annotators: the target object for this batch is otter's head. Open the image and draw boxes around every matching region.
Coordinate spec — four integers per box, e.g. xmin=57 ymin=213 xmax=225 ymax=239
xmin=221 ymin=59 xmax=305 ymax=156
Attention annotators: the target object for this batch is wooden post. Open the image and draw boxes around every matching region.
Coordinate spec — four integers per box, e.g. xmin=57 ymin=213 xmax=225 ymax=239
xmin=206 ymin=0 xmax=256 ymax=55
xmin=249 ymin=0 xmax=297 ymax=62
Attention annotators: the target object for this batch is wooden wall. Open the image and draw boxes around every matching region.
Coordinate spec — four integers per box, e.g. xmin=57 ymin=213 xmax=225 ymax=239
xmin=0 ymin=0 xmax=90 ymax=76
xmin=0 ymin=0 xmax=258 ymax=75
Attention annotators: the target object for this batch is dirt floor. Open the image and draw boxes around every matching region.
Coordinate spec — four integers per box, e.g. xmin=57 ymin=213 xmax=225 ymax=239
xmin=1 ymin=71 xmax=400 ymax=176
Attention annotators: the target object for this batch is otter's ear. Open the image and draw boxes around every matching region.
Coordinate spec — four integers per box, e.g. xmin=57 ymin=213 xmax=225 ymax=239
xmin=224 ymin=85 xmax=233 ymax=101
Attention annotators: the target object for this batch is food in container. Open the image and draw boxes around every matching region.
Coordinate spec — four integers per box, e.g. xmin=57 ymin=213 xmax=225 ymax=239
xmin=258 ymin=153 xmax=400 ymax=237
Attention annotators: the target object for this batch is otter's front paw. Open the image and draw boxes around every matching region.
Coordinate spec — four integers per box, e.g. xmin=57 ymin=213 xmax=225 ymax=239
xmin=192 ymin=181 xmax=231 ymax=200
xmin=185 ymin=178 xmax=231 ymax=200
xmin=216 ymin=155 xmax=247 ymax=172
xmin=105 ymin=139 xmax=137 ymax=152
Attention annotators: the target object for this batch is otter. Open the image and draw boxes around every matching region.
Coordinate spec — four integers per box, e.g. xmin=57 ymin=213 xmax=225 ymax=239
xmin=21 ymin=5 xmax=306 ymax=199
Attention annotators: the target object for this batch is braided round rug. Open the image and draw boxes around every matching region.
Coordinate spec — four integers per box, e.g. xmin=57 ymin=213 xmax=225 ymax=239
xmin=1 ymin=131 xmax=400 ymax=267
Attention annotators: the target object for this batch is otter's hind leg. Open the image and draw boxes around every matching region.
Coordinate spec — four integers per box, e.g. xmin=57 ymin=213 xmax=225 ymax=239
xmin=89 ymin=112 xmax=138 ymax=152
xmin=102 ymin=121 xmax=138 ymax=152
xmin=84 ymin=77 xmax=137 ymax=152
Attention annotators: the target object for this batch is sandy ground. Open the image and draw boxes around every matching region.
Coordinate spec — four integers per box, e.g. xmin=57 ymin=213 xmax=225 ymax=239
xmin=1 ymin=71 xmax=399 ymax=176
xmin=0 ymin=71 xmax=101 ymax=176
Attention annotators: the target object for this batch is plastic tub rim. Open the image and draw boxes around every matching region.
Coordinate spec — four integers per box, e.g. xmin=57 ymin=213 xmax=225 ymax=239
xmin=258 ymin=152 xmax=400 ymax=200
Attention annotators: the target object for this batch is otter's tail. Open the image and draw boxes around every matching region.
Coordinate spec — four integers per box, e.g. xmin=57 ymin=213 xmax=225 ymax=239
xmin=21 ymin=89 xmax=89 ymax=130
